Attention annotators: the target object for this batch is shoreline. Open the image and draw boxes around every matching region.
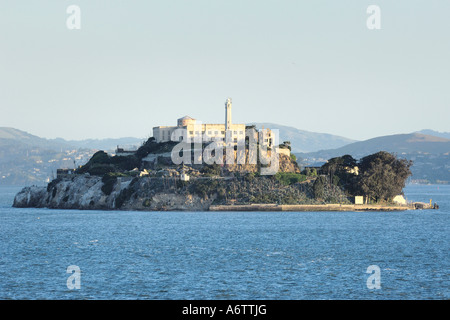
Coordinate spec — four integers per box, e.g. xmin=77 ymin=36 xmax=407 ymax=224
xmin=209 ymin=203 xmax=434 ymax=212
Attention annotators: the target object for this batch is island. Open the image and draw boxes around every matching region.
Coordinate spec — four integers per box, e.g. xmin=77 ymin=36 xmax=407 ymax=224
xmin=13 ymin=99 xmax=436 ymax=212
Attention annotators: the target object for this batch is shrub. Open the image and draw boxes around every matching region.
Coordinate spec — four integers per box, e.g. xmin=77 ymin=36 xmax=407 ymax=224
xmin=89 ymin=164 xmax=116 ymax=176
xmin=275 ymin=172 xmax=306 ymax=185
xmin=101 ymin=174 xmax=117 ymax=195
xmin=201 ymin=164 xmax=221 ymax=177
xmin=313 ymin=176 xmax=327 ymax=199
xmin=115 ymin=187 xmax=134 ymax=208
xmin=190 ymin=179 xmax=220 ymax=199
xmin=110 ymin=155 xmax=140 ymax=171
xmin=142 ymin=198 xmax=152 ymax=207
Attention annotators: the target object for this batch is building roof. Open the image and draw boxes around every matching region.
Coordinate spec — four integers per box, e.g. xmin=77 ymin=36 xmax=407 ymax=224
xmin=178 ymin=115 xmax=195 ymax=121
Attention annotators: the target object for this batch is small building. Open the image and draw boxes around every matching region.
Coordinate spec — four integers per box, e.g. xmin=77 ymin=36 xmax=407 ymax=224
xmin=115 ymin=146 xmax=137 ymax=157
xmin=393 ymin=195 xmax=406 ymax=205
xmin=152 ymin=99 xmax=246 ymax=145
xmin=354 ymin=196 xmax=364 ymax=205
xmin=56 ymin=168 xmax=75 ymax=179
xmin=180 ymin=172 xmax=190 ymax=182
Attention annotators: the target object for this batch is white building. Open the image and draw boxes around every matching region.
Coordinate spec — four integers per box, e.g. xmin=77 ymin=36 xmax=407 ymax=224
xmin=153 ymin=98 xmax=246 ymax=144
xmin=393 ymin=195 xmax=407 ymax=205
xmin=180 ymin=172 xmax=190 ymax=181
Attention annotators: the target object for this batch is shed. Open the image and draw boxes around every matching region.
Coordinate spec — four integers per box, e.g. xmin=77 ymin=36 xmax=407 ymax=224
xmin=354 ymin=196 xmax=364 ymax=205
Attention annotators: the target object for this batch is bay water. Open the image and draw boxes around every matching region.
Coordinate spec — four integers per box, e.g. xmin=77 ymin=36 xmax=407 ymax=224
xmin=0 ymin=184 xmax=448 ymax=299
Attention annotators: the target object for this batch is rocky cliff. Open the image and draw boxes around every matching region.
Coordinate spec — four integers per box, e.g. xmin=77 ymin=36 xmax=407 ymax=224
xmin=13 ymin=171 xmax=351 ymax=211
xmin=13 ymin=175 xmax=214 ymax=211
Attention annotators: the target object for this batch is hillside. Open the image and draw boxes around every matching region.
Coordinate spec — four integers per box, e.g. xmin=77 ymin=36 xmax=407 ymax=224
xmin=417 ymin=129 xmax=450 ymax=140
xmin=299 ymin=133 xmax=450 ymax=159
xmin=50 ymin=137 xmax=143 ymax=152
xmin=2 ymin=126 xmax=449 ymax=185
xmin=0 ymin=127 xmax=144 ymax=185
xmin=250 ymin=123 xmax=356 ymax=153
xmin=0 ymin=127 xmax=72 ymax=151
xmin=0 ymin=128 xmax=92 ymax=185
xmin=296 ymin=133 xmax=450 ymax=184
xmin=0 ymin=127 xmax=143 ymax=152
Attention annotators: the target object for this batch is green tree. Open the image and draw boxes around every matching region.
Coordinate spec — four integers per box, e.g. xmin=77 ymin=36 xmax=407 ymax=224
xmin=313 ymin=175 xmax=327 ymax=199
xmin=357 ymin=151 xmax=412 ymax=202
xmin=320 ymin=154 xmax=358 ymax=192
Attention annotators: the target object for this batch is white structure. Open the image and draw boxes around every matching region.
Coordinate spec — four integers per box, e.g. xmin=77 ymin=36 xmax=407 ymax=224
xmin=225 ymin=98 xmax=232 ymax=130
xmin=139 ymin=169 xmax=149 ymax=177
xmin=180 ymin=172 xmax=190 ymax=182
xmin=393 ymin=195 xmax=407 ymax=205
xmin=354 ymin=196 xmax=364 ymax=205
xmin=153 ymin=98 xmax=246 ymax=144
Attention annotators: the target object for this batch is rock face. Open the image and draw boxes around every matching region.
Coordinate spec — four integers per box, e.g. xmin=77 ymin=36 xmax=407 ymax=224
xmin=12 ymin=150 xmax=349 ymax=211
xmin=13 ymin=175 xmax=214 ymax=211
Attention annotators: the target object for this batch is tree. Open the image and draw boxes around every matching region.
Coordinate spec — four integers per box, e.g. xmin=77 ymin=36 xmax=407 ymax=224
xmin=313 ymin=175 xmax=327 ymax=199
xmin=357 ymin=151 xmax=412 ymax=203
xmin=320 ymin=154 xmax=358 ymax=192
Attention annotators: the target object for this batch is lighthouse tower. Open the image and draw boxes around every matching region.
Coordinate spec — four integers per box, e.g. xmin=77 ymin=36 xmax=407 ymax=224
xmin=225 ymin=98 xmax=232 ymax=130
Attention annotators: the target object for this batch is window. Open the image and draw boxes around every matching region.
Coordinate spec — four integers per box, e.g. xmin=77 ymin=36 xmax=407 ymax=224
xmin=233 ymin=131 xmax=237 ymax=135
xmin=189 ymin=131 xmax=194 ymax=135
xmin=208 ymin=131 xmax=212 ymax=135
xmin=239 ymin=131 xmax=244 ymax=135
xmin=221 ymin=131 xmax=225 ymax=134
xmin=215 ymin=131 xmax=218 ymax=135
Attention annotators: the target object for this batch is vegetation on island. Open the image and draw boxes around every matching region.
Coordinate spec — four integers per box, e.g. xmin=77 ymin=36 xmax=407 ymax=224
xmin=54 ymin=132 xmax=413 ymax=208
xmin=313 ymin=151 xmax=412 ymax=203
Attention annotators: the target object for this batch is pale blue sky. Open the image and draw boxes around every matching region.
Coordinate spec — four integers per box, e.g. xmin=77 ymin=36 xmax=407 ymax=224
xmin=1 ymin=0 xmax=449 ymax=141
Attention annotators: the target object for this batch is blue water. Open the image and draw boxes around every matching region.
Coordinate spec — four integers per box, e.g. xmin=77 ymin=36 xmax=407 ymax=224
xmin=0 ymin=185 xmax=448 ymax=300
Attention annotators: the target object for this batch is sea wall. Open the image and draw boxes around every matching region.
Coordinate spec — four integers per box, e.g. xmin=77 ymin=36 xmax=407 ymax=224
xmin=209 ymin=204 xmax=414 ymax=212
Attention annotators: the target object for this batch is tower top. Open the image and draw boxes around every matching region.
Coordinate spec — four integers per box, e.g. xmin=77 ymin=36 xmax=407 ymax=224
xmin=225 ymin=98 xmax=232 ymax=130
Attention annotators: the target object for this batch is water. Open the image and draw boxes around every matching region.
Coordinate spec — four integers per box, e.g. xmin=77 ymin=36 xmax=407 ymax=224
xmin=0 ymin=184 xmax=448 ymax=300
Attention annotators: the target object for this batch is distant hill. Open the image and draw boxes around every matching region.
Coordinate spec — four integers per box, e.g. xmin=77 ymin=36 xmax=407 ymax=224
xmin=297 ymin=133 xmax=450 ymax=160
xmin=0 ymin=127 xmax=73 ymax=152
xmin=50 ymin=137 xmax=144 ymax=152
xmin=296 ymin=133 xmax=450 ymax=184
xmin=2 ymin=126 xmax=449 ymax=185
xmin=417 ymin=129 xmax=450 ymax=140
xmin=0 ymin=127 xmax=144 ymax=185
xmin=249 ymin=122 xmax=356 ymax=153
xmin=0 ymin=127 xmax=143 ymax=152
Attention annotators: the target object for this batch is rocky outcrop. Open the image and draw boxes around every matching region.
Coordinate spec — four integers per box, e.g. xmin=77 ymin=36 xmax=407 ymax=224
xmin=13 ymin=169 xmax=350 ymax=211
xmin=13 ymin=175 xmax=214 ymax=211
xmin=13 ymin=186 xmax=48 ymax=208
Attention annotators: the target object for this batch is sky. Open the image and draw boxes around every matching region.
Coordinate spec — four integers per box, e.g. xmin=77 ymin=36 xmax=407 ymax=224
xmin=0 ymin=0 xmax=449 ymax=141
